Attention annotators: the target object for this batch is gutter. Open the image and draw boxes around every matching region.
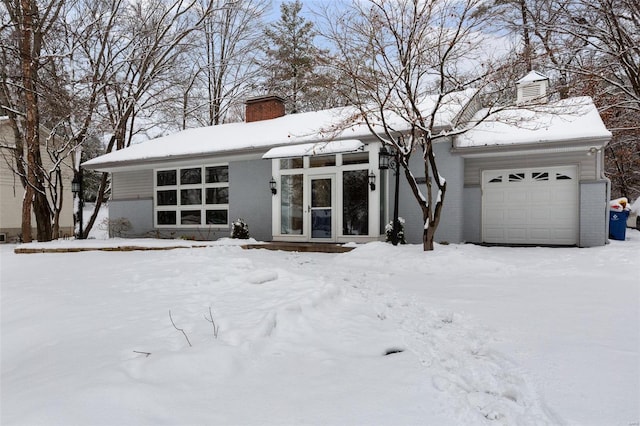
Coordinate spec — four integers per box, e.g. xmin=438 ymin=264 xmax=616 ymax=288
xmin=450 ymin=135 xmax=611 ymax=158
xmin=82 ymin=136 xmax=382 ymax=173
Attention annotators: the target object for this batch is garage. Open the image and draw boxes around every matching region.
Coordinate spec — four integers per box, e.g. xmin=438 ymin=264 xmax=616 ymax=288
xmin=482 ymin=166 xmax=578 ymax=245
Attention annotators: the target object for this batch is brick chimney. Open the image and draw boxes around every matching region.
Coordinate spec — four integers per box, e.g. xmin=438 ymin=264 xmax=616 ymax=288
xmin=245 ymin=95 xmax=286 ymax=122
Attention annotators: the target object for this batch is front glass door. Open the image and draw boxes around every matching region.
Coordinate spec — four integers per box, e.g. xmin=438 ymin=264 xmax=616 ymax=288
xmin=310 ymin=176 xmax=333 ymax=239
xmin=280 ymin=174 xmax=304 ymax=235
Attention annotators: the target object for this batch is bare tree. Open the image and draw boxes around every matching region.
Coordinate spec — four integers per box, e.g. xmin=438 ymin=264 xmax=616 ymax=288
xmin=324 ymin=0 xmax=500 ymax=251
xmin=201 ymin=0 xmax=267 ymax=125
xmin=1 ymin=0 xmax=67 ymax=242
xmin=56 ymin=0 xmax=217 ymax=237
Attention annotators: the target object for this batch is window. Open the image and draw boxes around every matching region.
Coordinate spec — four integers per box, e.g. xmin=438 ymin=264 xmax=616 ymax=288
xmin=155 ymin=165 xmax=229 ymax=227
xmin=280 ymin=158 xmax=303 ymax=170
xmin=532 ymin=172 xmax=549 ymax=181
xmin=508 ymin=173 xmax=525 ymax=182
xmin=343 ymin=170 xmax=368 ymax=235
xmin=309 ymin=155 xmax=336 ymax=168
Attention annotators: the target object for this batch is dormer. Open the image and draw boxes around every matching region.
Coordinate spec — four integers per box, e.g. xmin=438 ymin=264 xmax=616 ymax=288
xmin=516 ymin=71 xmax=549 ymax=104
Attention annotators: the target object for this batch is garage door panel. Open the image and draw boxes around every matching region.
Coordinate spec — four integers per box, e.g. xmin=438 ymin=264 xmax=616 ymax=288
xmin=482 ymin=166 xmax=578 ymax=245
xmin=484 ymin=208 xmax=505 ymax=224
xmin=530 ymin=207 xmax=552 ymax=222
xmin=530 ymin=228 xmax=552 ymax=240
xmin=505 ymin=208 xmax=527 ymax=224
xmin=531 ymin=191 xmax=553 ymax=203
xmin=485 ymin=191 xmax=506 ymax=204
xmin=506 ymin=191 xmax=527 ymax=203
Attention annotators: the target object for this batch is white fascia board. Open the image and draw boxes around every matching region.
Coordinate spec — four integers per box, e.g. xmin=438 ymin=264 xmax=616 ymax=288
xmin=262 ymin=139 xmax=364 ymax=159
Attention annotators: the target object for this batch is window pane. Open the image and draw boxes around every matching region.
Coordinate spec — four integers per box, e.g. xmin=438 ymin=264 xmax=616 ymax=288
xmin=281 ymin=174 xmax=303 ymax=234
xmin=342 ymin=152 xmax=369 ymax=165
xmin=180 ymin=168 xmax=202 ymax=185
xmin=280 ymin=158 xmax=303 ymax=169
xmin=157 ymin=170 xmax=176 ymax=186
xmin=312 ymin=178 xmax=331 ymax=207
xmin=157 ymin=210 xmax=176 ymax=225
xmin=157 ymin=190 xmax=177 ymax=206
xmin=180 ymin=189 xmax=202 ymax=205
xmin=309 ymin=155 xmax=335 ymax=168
xmin=312 ymin=209 xmax=332 ymax=238
xmin=206 ymin=210 xmax=228 ymax=225
xmin=343 ymin=170 xmax=369 ymax=235
xmin=509 ymin=173 xmax=525 ymax=182
xmin=205 ymin=166 xmax=228 ymax=183
xmin=181 ymin=210 xmax=201 ymax=225
xmin=206 ymin=187 xmax=228 ymax=204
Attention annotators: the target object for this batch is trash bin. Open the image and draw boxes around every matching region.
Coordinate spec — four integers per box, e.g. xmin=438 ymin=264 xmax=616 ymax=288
xmin=609 ymin=209 xmax=629 ymax=241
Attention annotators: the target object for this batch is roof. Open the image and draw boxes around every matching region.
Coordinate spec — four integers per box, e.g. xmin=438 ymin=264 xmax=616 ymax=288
xmin=455 ymin=96 xmax=611 ymax=149
xmin=83 ymin=89 xmax=478 ymax=171
xmin=516 ymin=70 xmax=549 ymax=84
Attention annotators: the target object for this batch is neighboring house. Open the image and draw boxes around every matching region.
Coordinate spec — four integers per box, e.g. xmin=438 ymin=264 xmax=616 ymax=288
xmin=83 ymin=73 xmax=612 ymax=247
xmin=0 ymin=116 xmax=74 ymax=242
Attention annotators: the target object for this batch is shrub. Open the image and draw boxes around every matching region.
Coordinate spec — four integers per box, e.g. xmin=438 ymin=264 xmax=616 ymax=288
xmin=385 ymin=217 xmax=406 ymax=244
xmin=230 ymin=218 xmax=250 ymax=239
xmin=99 ymin=217 xmax=132 ymax=237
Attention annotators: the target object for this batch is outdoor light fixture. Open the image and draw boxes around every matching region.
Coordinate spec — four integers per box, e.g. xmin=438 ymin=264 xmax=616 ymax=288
xmin=71 ymin=168 xmax=84 ymax=239
xmin=269 ymin=176 xmax=277 ymax=195
xmin=378 ymin=146 xmax=401 ymax=246
xmin=368 ymin=171 xmax=376 ymax=191
xmin=378 ymin=146 xmax=391 ymax=170
xmin=71 ymin=176 xmax=81 ymax=194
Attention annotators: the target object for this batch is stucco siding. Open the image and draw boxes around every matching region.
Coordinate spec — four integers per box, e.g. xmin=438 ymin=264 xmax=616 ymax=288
xmin=112 ymin=169 xmax=153 ymax=200
xmin=108 ymin=198 xmax=154 ymax=237
xmin=399 ymin=140 xmax=465 ymax=245
xmin=463 ymin=186 xmax=482 ymax=243
xmin=579 ymin=181 xmax=609 ymax=247
xmin=228 ymin=158 xmax=272 ymax=241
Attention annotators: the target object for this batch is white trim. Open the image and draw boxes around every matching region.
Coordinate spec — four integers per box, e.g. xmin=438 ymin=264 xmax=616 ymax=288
xmin=270 ymin=144 xmax=383 ymax=242
xmin=481 ymin=165 xmax=579 ymax=245
xmin=262 ymin=139 xmax=364 ymax=159
xmin=153 ymin=164 xmax=229 ymax=228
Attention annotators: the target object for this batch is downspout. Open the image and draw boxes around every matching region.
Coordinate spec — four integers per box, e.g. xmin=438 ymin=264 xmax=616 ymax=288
xmin=596 ymin=147 xmax=611 ymax=244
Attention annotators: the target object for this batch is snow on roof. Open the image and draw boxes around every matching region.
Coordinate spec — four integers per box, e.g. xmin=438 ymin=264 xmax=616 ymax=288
xmin=262 ymin=139 xmax=364 ymax=159
xmin=516 ymin=70 xmax=549 ymax=84
xmin=83 ymin=89 xmax=478 ymax=170
xmin=455 ymin=96 xmax=611 ymax=148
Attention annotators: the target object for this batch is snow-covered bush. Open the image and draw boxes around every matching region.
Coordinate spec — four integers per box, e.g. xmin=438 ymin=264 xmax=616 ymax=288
xmin=99 ymin=217 xmax=132 ymax=238
xmin=231 ymin=218 xmax=250 ymax=239
xmin=385 ymin=217 xmax=406 ymax=244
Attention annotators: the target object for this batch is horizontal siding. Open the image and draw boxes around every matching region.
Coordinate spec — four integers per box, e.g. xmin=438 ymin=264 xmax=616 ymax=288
xmin=464 ymin=151 xmax=597 ymax=186
xmin=112 ymin=169 xmax=153 ymax=200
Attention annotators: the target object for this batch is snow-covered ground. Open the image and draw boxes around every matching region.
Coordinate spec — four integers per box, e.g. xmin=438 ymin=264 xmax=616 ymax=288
xmin=1 ymin=233 xmax=638 ymax=425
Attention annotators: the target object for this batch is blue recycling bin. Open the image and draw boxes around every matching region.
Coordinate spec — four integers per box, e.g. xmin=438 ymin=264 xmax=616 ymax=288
xmin=609 ymin=210 xmax=629 ymax=240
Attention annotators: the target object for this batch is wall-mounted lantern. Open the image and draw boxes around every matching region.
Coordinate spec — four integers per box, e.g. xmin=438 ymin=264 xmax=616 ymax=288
xmin=269 ymin=177 xmax=277 ymax=195
xmin=368 ymin=171 xmax=376 ymax=191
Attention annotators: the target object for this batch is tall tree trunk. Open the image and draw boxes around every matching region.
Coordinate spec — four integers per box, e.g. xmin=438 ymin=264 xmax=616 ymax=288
xmin=18 ymin=0 xmax=53 ymax=242
xmin=19 ymin=0 xmax=36 ymax=243
xmin=519 ymin=0 xmax=532 ymax=71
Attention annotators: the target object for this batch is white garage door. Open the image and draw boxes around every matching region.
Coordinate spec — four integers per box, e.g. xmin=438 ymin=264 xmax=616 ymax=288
xmin=482 ymin=166 xmax=578 ymax=245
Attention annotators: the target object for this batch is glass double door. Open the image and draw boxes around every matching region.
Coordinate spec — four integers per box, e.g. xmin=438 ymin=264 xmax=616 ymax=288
xmin=280 ymin=174 xmax=335 ymax=241
xmin=279 ymin=171 xmax=369 ymax=241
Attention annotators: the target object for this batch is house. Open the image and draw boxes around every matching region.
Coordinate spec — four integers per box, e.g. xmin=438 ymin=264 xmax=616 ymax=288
xmin=83 ymin=73 xmax=612 ymax=247
xmin=0 ymin=116 xmax=75 ymax=242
